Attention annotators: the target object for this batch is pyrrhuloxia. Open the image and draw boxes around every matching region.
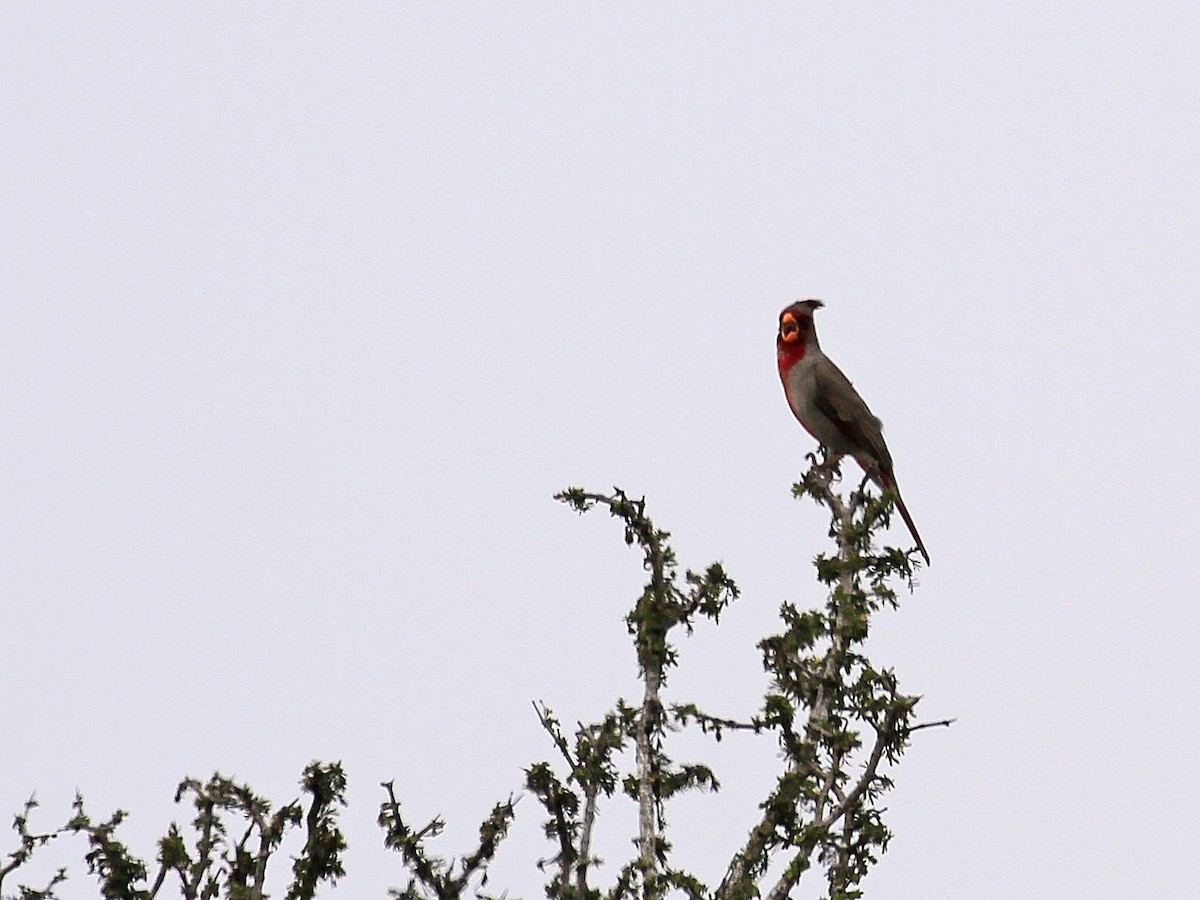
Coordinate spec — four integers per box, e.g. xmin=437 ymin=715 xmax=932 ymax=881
xmin=777 ymin=299 xmax=930 ymax=564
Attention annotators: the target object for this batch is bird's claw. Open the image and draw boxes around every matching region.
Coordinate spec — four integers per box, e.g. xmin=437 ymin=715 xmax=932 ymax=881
xmin=812 ymin=455 xmax=842 ymax=483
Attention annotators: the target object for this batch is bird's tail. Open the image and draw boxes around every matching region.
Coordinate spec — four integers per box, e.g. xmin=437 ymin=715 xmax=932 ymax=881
xmin=877 ymin=471 xmax=931 ymax=566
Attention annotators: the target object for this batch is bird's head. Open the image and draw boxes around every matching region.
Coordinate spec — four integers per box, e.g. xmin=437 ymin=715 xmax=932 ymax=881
xmin=777 ymin=299 xmax=823 ymax=352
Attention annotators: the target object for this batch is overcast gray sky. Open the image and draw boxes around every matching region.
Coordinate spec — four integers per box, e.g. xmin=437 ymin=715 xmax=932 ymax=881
xmin=4 ymin=4 xmax=1199 ymax=898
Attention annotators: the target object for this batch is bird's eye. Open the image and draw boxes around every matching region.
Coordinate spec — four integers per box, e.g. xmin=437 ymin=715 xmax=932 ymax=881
xmin=779 ymin=312 xmax=800 ymax=343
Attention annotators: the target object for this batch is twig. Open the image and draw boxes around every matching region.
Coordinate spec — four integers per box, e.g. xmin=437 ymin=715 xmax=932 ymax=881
xmin=910 ymin=718 xmax=956 ymax=732
xmin=815 ymin=705 xmax=902 ymax=832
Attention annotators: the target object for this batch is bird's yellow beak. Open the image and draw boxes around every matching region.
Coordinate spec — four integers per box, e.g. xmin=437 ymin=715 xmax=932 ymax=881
xmin=779 ymin=312 xmax=800 ymax=343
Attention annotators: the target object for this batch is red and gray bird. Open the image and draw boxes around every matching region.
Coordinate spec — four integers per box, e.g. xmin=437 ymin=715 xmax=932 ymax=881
xmin=776 ymin=299 xmax=930 ymax=565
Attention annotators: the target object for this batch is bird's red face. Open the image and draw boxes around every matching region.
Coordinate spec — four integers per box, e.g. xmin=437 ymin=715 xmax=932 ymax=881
xmin=776 ymin=300 xmax=822 ymax=370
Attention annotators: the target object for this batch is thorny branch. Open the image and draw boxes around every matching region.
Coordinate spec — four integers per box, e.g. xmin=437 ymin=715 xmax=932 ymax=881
xmin=0 ymin=796 xmax=69 ymax=900
xmin=550 ymin=487 xmax=738 ymax=900
xmin=378 ymin=780 xmax=516 ymax=900
xmin=6 ymin=461 xmax=945 ymax=900
xmin=2 ymin=765 xmax=346 ymax=900
xmin=717 ymin=458 xmax=942 ymax=900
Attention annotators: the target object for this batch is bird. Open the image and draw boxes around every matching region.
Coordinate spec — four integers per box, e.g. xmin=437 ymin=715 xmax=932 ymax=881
xmin=776 ymin=299 xmax=930 ymax=565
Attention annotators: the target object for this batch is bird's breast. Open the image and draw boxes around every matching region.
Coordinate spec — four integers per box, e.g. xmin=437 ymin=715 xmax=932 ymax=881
xmin=780 ymin=351 xmax=819 ymax=422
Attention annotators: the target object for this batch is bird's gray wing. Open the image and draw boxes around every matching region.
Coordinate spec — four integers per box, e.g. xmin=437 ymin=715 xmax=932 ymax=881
xmin=812 ymin=358 xmax=894 ymax=471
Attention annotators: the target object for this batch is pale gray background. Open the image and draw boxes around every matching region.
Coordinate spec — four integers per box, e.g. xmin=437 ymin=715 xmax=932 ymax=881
xmin=4 ymin=4 xmax=1198 ymax=898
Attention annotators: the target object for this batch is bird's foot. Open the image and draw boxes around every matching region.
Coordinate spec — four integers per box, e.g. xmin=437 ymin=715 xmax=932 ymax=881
xmin=806 ymin=454 xmax=844 ymax=492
